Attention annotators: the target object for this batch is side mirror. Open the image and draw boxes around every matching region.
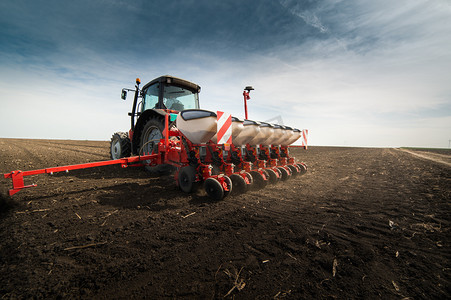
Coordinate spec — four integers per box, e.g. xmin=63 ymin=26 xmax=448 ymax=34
xmin=121 ymin=89 xmax=127 ymax=100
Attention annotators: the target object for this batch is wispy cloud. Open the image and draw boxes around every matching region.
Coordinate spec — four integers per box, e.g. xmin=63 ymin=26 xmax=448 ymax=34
xmin=0 ymin=0 xmax=450 ymax=147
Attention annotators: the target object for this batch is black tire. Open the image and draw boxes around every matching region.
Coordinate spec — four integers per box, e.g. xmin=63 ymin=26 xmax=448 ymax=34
xmin=250 ymin=170 xmax=267 ymax=190
xmin=110 ymin=132 xmax=131 ymax=159
xmin=230 ymin=174 xmax=247 ymax=195
xmin=139 ymin=117 xmax=175 ymax=174
xmin=277 ymin=167 xmax=289 ymax=181
xmin=204 ymin=178 xmax=224 ymax=201
xmin=139 ymin=117 xmax=163 ymax=156
xmin=287 ymin=164 xmax=299 ymax=177
xmin=266 ymin=168 xmax=279 ymax=184
xmin=223 ymin=176 xmax=233 ymax=198
xmin=178 ymin=166 xmax=197 ymax=193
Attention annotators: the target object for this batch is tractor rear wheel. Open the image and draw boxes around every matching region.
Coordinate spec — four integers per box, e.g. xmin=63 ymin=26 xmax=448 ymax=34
xmin=139 ymin=117 xmax=175 ymax=174
xmin=110 ymin=132 xmax=131 ymax=159
xmin=140 ymin=117 xmax=163 ymax=156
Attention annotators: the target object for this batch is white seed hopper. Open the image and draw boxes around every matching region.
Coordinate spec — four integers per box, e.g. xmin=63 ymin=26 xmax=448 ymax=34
xmin=284 ymin=128 xmax=302 ymax=145
xmin=176 ymin=109 xmax=217 ymax=144
xmin=271 ymin=125 xmax=289 ymax=145
xmin=247 ymin=122 xmax=270 ymax=145
xmin=230 ymin=119 xmax=259 ymax=146
xmin=260 ymin=122 xmax=280 ymax=145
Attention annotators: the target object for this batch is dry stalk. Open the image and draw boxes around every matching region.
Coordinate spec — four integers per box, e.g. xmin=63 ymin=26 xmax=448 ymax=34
xmin=63 ymin=241 xmax=107 ymax=251
xmin=182 ymin=212 xmax=196 ymax=219
xmin=392 ymin=280 xmax=400 ymax=292
xmin=16 ymin=208 xmax=50 ymax=214
xmin=223 ymin=267 xmax=246 ymax=297
xmin=332 ymin=258 xmax=338 ymax=277
xmin=411 ymin=222 xmax=441 ymax=232
xmin=103 ymin=209 xmax=118 ymax=218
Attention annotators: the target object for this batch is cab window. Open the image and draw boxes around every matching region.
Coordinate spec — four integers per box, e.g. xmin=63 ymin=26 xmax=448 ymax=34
xmin=163 ymin=84 xmax=199 ymax=111
xmin=142 ymin=84 xmax=159 ymax=111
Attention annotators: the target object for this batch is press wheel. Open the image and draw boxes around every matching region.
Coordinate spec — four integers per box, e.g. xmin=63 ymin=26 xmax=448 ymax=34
xmin=249 ymin=170 xmax=267 ymax=190
xmin=277 ymin=167 xmax=289 ymax=181
xmin=265 ymin=168 xmax=279 ymax=184
xmin=230 ymin=174 xmax=247 ymax=195
xmin=178 ymin=166 xmax=197 ymax=193
xmin=204 ymin=177 xmax=224 ymax=201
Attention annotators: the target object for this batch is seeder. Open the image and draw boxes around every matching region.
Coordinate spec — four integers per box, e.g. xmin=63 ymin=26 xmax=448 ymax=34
xmin=4 ymin=75 xmax=307 ymax=200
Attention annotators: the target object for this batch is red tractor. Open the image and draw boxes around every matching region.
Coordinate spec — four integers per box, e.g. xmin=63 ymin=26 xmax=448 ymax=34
xmin=110 ymin=75 xmax=200 ymax=163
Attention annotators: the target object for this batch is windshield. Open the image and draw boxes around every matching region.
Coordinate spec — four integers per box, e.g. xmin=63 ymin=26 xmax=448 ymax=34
xmin=163 ymin=84 xmax=199 ymax=111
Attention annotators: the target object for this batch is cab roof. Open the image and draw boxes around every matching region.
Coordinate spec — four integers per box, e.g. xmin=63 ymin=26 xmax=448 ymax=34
xmin=142 ymin=75 xmax=201 ymax=93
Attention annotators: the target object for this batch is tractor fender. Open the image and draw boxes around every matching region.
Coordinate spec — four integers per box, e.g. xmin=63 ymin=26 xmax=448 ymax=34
xmin=132 ymin=109 xmax=168 ymax=155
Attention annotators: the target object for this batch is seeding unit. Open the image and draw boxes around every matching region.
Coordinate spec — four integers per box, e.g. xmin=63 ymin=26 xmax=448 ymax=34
xmin=4 ymin=76 xmax=307 ymax=200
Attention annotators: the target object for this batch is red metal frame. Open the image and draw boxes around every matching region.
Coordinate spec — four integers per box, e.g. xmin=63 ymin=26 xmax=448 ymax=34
xmin=3 ymin=154 xmax=156 ymax=196
xmin=243 ymin=90 xmax=250 ymax=120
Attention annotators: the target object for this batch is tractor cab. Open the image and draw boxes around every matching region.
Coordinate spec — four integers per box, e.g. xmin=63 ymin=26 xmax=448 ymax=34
xmin=141 ymin=76 xmax=200 ymax=112
xmin=122 ymin=75 xmax=201 ymax=132
xmin=114 ymin=75 xmax=201 ymax=160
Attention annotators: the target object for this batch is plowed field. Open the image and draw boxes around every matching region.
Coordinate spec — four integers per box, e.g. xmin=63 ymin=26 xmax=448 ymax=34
xmin=1 ymin=139 xmax=450 ymax=299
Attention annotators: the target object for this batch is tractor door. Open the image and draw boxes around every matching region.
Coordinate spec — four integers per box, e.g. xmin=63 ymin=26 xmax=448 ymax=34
xmin=142 ymin=82 xmax=161 ymax=111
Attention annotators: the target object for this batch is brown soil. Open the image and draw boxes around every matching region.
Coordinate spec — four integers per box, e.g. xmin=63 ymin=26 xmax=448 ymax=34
xmin=1 ymin=139 xmax=450 ymax=299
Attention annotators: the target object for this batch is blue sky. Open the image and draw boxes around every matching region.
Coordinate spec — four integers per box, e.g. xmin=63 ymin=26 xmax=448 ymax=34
xmin=1 ymin=0 xmax=450 ymax=147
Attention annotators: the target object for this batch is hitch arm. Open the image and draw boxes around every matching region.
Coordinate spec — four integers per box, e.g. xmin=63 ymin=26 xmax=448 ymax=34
xmin=3 ymin=154 xmax=156 ymax=196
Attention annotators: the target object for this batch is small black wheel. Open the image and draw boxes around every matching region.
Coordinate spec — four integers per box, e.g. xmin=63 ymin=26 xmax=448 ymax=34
xmin=250 ymin=171 xmax=267 ymax=190
xmin=287 ymin=164 xmax=299 ymax=177
xmin=204 ymin=178 xmax=224 ymax=201
xmin=265 ymin=168 xmax=279 ymax=184
xmin=223 ymin=176 xmax=233 ymax=198
xmin=110 ymin=132 xmax=131 ymax=159
xmin=277 ymin=167 xmax=289 ymax=181
xmin=178 ymin=166 xmax=197 ymax=193
xmin=230 ymin=174 xmax=247 ymax=195
xmin=297 ymin=163 xmax=307 ymax=175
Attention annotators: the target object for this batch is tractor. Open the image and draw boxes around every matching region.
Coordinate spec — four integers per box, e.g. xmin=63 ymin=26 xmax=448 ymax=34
xmin=110 ymin=75 xmax=200 ymax=172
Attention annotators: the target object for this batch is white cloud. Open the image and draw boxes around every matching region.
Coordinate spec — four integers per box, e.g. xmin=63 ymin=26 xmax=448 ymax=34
xmin=1 ymin=0 xmax=450 ymax=148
